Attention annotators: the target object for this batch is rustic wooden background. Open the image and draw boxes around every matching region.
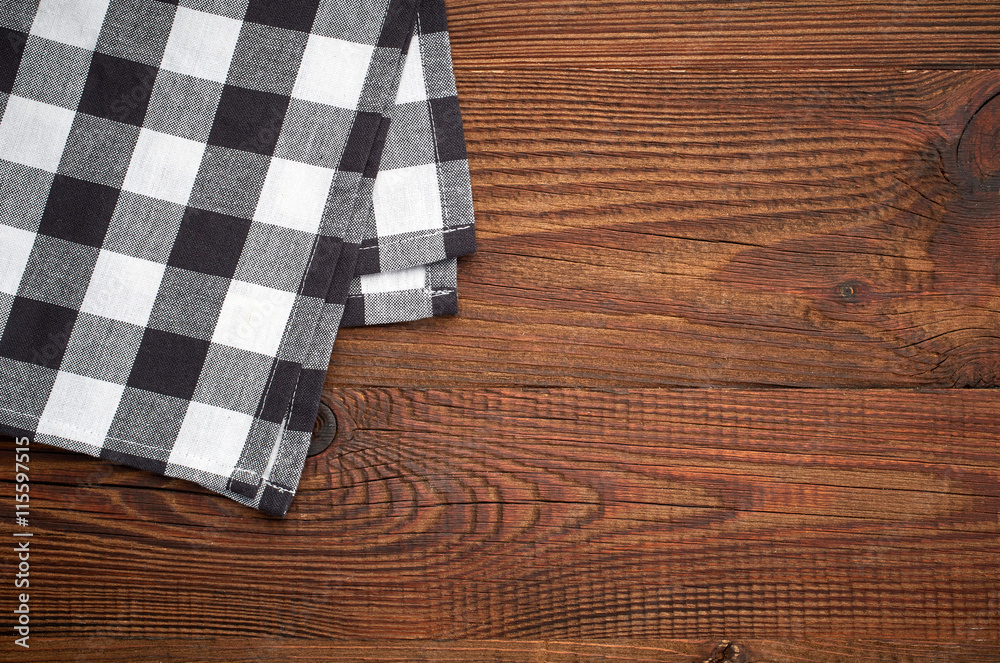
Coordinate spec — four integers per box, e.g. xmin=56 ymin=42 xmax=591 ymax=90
xmin=2 ymin=1 xmax=999 ymax=661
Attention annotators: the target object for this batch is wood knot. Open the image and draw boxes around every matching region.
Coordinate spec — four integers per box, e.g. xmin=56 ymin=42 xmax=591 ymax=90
xmin=957 ymin=91 xmax=1000 ymax=191
xmin=834 ymin=279 xmax=868 ymax=303
xmin=703 ymin=640 xmax=749 ymax=663
xmin=308 ymin=401 xmax=338 ymax=457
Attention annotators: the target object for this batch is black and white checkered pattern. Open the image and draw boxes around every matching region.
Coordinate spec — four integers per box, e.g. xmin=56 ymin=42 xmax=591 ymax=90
xmin=0 ymin=0 xmax=475 ymax=516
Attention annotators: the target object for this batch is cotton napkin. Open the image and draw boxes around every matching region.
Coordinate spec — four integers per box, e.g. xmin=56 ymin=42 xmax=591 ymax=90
xmin=0 ymin=0 xmax=475 ymax=516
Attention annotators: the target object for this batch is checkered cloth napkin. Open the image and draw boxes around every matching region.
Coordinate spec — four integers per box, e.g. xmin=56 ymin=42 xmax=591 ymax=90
xmin=0 ymin=0 xmax=475 ymax=516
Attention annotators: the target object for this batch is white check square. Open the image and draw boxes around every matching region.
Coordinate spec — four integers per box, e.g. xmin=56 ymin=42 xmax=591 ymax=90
xmin=359 ymin=264 xmax=426 ymax=295
xmin=170 ymin=401 xmax=253 ymax=477
xmin=292 ymin=34 xmax=373 ymax=109
xmin=160 ymin=7 xmax=243 ymax=84
xmin=30 ymin=0 xmax=110 ymax=50
xmin=373 ymin=163 xmax=443 ymax=236
xmin=0 ymin=96 xmax=76 ymax=173
xmin=254 ymin=157 xmax=334 ymax=235
xmin=394 ymin=37 xmax=427 ymax=104
xmin=80 ymin=250 xmax=166 ymax=326
xmin=36 ymin=372 xmax=125 ymax=448
xmin=0 ymin=225 xmax=36 ymax=296
xmin=122 ymin=128 xmax=205 ymax=206
xmin=212 ymin=280 xmax=296 ymax=357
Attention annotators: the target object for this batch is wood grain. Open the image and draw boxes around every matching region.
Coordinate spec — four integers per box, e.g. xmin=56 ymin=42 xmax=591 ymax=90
xmin=2 ymin=389 xmax=996 ymax=659
xmin=444 ymin=0 xmax=1000 ymax=69
xmin=12 ymin=637 xmax=1000 ymax=663
xmin=329 ymin=69 xmax=1000 ymax=389
xmin=3 ymin=3 xmax=999 ymax=661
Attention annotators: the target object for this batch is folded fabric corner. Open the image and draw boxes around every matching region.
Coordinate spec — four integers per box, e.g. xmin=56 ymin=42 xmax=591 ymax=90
xmin=0 ymin=0 xmax=475 ymax=517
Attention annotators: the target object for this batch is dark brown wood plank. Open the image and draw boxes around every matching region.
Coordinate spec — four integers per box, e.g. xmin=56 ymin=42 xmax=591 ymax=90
xmin=2 ymin=389 xmax=996 ymax=655
xmin=13 ymin=637 xmax=999 ymax=663
xmin=4 ymin=5 xmax=999 ymax=661
xmin=329 ymin=69 xmax=1000 ymax=389
xmin=445 ymin=0 xmax=1000 ymax=69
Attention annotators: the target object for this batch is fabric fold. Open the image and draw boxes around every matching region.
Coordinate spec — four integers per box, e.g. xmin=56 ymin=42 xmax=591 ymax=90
xmin=0 ymin=0 xmax=475 ymax=516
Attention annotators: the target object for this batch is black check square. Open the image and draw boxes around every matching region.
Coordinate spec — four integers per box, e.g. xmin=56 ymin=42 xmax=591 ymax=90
xmin=245 ymin=0 xmax=321 ymax=33
xmin=258 ymin=482 xmax=294 ymax=516
xmin=167 ymin=207 xmax=251 ymax=279
xmin=417 ymin=0 xmax=448 ymax=33
xmin=128 ymin=327 xmax=210 ymax=400
xmin=378 ymin=0 xmax=415 ymax=48
xmin=287 ymin=367 xmax=325 ymax=431
xmin=444 ymin=223 xmax=476 ymax=257
xmin=257 ymin=358 xmax=299 ymax=423
xmin=429 ymin=96 xmax=467 ymax=161
xmin=355 ymin=238 xmax=380 ymax=275
xmin=208 ymin=85 xmax=290 ymax=156
xmin=0 ymin=297 xmax=78 ymax=370
xmin=78 ymin=52 xmax=158 ymax=127
xmin=39 ymin=175 xmax=119 ymax=248
xmin=0 ymin=27 xmax=25 ymax=93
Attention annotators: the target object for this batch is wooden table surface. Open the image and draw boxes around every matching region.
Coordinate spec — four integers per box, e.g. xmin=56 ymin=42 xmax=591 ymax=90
xmin=2 ymin=2 xmax=999 ymax=661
